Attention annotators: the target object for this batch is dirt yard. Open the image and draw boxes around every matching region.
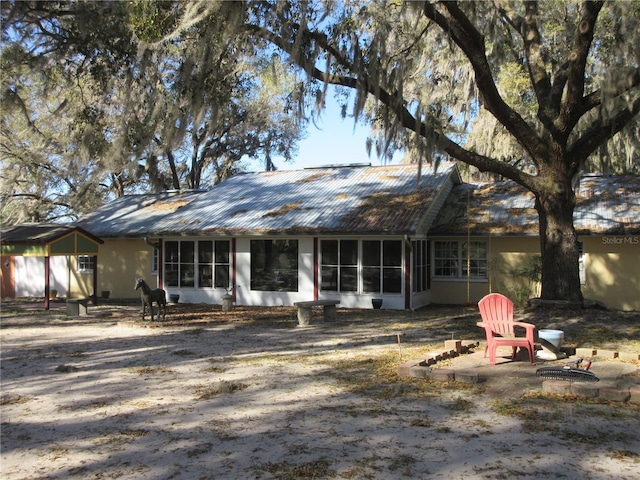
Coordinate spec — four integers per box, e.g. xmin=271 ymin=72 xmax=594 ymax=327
xmin=1 ymin=300 xmax=639 ymax=479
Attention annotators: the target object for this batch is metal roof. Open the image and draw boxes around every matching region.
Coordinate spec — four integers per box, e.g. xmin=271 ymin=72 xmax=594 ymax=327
xmin=429 ymin=174 xmax=640 ymax=236
xmin=1 ymin=223 xmax=102 ymax=244
xmin=75 ymin=190 xmax=206 ymax=238
xmin=76 ymin=163 xmax=460 ymax=237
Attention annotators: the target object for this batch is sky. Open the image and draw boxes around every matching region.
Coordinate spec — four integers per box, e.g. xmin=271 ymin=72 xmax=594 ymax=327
xmin=251 ymin=95 xmax=404 ymax=171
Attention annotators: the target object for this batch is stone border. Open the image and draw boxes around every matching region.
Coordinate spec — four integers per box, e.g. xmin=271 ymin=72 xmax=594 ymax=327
xmin=542 ymin=379 xmax=640 ymax=404
xmin=397 ymin=340 xmax=481 ymax=384
xmin=398 ymin=341 xmax=640 ymax=405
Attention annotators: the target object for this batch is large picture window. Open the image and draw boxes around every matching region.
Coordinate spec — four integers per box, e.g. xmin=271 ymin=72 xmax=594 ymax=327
xmin=164 ymin=240 xmax=230 ymax=288
xmin=250 ymin=240 xmax=298 ymax=292
xmin=321 ymin=239 xmax=403 ymax=294
xmin=434 ymin=241 xmax=487 ymax=278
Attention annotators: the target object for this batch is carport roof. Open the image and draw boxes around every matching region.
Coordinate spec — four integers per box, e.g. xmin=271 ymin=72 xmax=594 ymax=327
xmin=0 ymin=224 xmax=103 ymax=256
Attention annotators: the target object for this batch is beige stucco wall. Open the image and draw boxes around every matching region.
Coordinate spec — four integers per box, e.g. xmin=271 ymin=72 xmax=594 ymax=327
xmin=580 ymin=235 xmax=639 ymax=311
xmin=430 ymin=235 xmax=639 ymax=311
xmin=95 ymin=239 xmax=156 ymax=299
xmin=69 ymin=261 xmax=93 ymax=298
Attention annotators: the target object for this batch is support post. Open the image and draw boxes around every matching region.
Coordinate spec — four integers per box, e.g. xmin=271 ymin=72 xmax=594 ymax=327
xmin=44 ymin=256 xmax=50 ymax=310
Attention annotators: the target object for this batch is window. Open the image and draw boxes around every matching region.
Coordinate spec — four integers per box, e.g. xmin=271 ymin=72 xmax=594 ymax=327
xmin=321 ymin=240 xmax=358 ymax=292
xmin=165 ymin=241 xmax=179 ymax=287
xmin=77 ymin=255 xmax=94 ymax=273
xmin=250 ymin=240 xmax=298 ymax=292
xmin=214 ymin=240 xmax=230 ymax=288
xmin=463 ymin=242 xmax=488 ymax=277
xmin=180 ymin=241 xmax=195 ymax=287
xmin=151 ymin=248 xmax=158 ymax=274
xmin=434 ymin=241 xmax=459 ymax=277
xmin=412 ymin=240 xmax=430 ymax=293
xmin=321 ymin=239 xmax=403 ymax=294
xmin=198 ymin=241 xmax=213 ymax=288
xmin=434 ymin=241 xmax=487 ymax=278
xmin=362 ymin=240 xmax=381 ymax=293
xmin=164 ymin=240 xmax=230 ymax=288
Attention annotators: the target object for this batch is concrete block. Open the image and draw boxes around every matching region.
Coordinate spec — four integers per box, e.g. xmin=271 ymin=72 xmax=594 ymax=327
xmin=575 ymin=348 xmax=597 ymax=358
xmin=445 ymin=340 xmax=462 ymax=354
xmin=398 ymin=361 xmax=421 ymax=376
xmin=596 ymin=350 xmax=619 ymax=359
xmin=571 ymin=382 xmax=600 ymax=399
xmin=618 ymin=352 xmax=640 ymax=361
xmin=441 ymin=350 xmax=458 ymax=359
xmin=296 ymin=306 xmax=312 ymax=326
xmin=455 ymin=371 xmax=479 ymax=384
xmin=629 ymin=385 xmax=640 ymax=405
xmin=542 ymin=380 xmax=572 ymax=395
xmin=430 ymin=368 xmax=455 ymax=382
xmin=599 ymin=386 xmax=630 ymax=402
xmin=408 ymin=366 xmax=431 ymax=379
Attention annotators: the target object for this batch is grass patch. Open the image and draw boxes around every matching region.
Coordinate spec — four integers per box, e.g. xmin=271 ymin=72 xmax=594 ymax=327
xmin=257 ymin=458 xmax=335 ymax=480
xmin=444 ymin=396 xmax=476 ymax=412
xmin=607 ymin=448 xmax=640 ymax=461
xmin=387 ymin=453 xmax=418 ymax=474
xmin=0 ymin=394 xmax=32 ymax=405
xmin=172 ymin=349 xmax=195 ymax=356
xmin=94 ymin=429 xmax=149 ymax=445
xmin=186 ymin=442 xmax=213 ymax=458
xmin=194 ymin=380 xmax=249 ymax=400
xmin=490 ymin=398 xmax=562 ymax=432
xmin=58 ymin=399 xmax=111 ymax=412
xmin=130 ymin=365 xmax=175 ymax=375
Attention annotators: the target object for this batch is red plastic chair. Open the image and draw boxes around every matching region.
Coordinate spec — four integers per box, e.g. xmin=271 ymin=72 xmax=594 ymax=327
xmin=477 ymin=293 xmax=536 ymax=365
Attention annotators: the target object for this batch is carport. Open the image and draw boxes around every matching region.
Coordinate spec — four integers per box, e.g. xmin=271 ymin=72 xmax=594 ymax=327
xmin=1 ymin=224 xmax=103 ymax=310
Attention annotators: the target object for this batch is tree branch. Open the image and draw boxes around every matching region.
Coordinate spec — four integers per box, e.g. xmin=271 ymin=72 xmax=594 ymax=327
xmin=245 ymin=19 xmax=537 ymax=190
xmin=561 ymin=1 xmax=604 ymax=132
xmin=569 ymin=94 xmax=640 ymax=169
xmin=421 ymin=2 xmax=549 ymax=162
xmin=575 ymin=67 xmax=640 ymax=119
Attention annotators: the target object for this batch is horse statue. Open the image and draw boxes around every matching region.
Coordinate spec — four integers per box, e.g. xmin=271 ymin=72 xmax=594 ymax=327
xmin=134 ymin=278 xmax=167 ymax=321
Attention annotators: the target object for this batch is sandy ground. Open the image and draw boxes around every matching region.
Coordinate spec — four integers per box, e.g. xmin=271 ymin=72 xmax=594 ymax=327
xmin=1 ymin=303 xmax=639 ymax=479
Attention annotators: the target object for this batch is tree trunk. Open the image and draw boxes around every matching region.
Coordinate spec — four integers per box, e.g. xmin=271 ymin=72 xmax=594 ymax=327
xmin=535 ymin=179 xmax=583 ymax=303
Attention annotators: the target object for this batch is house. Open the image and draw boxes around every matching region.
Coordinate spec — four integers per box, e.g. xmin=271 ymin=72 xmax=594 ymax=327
xmin=429 ymin=174 xmax=640 ymax=311
xmin=3 ymin=164 xmax=638 ymax=311
xmin=73 ymin=162 xmax=461 ymax=310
